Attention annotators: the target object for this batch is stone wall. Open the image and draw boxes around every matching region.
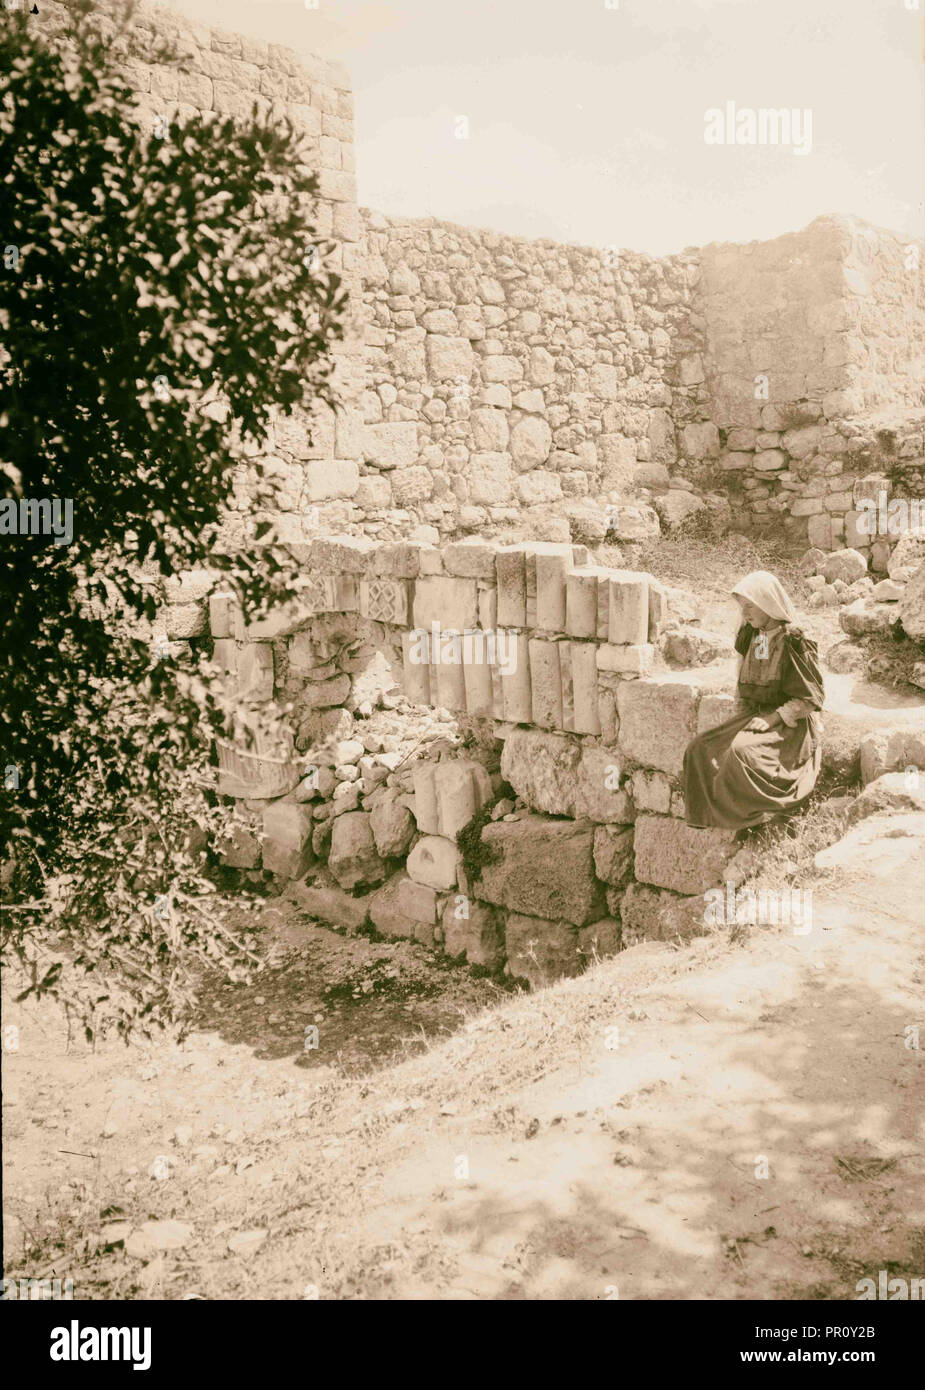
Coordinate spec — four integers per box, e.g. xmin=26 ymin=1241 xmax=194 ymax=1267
xmin=355 ymin=210 xmax=712 ymax=545
xmin=697 ymin=216 xmax=925 ymax=552
xmin=40 ymin=4 xmax=925 ymax=557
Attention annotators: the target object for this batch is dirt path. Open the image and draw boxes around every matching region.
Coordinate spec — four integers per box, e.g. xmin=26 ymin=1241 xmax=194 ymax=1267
xmin=3 ymin=834 xmax=923 ymax=1300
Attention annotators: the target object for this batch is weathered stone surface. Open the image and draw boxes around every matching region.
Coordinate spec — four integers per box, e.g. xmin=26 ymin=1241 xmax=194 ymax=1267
xmin=838 ymin=597 xmax=899 ymax=637
xmin=285 ymin=879 xmax=371 ymax=933
xmin=442 ymin=898 xmax=505 ymax=970
xmin=504 ymin=911 xmax=582 ymax=989
xmin=617 ymin=678 xmax=700 ymax=777
xmin=328 ymin=812 xmax=387 ymax=890
xmin=577 ymin=917 xmax=622 ymax=961
xmin=261 ymin=802 xmax=314 ymax=879
xmin=859 ymin=726 xmax=925 ymax=784
xmin=814 ymin=813 xmax=925 ymax=876
xmin=433 ymin=759 xmax=493 ymax=837
xmin=500 ymin=729 xmax=633 ymax=823
xmin=898 ymin=561 xmax=925 ymax=641
xmin=412 ymin=575 xmax=478 ymax=630
xmin=369 ymin=791 xmax=415 ymax=857
xmin=664 ymin=626 xmax=731 ymax=666
xmin=217 ymin=822 xmax=261 ymax=869
xmin=396 ymin=877 xmax=438 ymax=923
xmin=629 ymin=768 xmax=672 ymax=813
xmin=887 ymin=535 xmax=925 ymax=582
xmin=406 ymin=834 xmax=459 ymax=890
xmin=368 ymin=873 xmax=417 ymax=938
xmin=476 ymin=816 xmax=605 ymax=926
xmin=847 ymin=772 xmax=925 ymax=824
xmin=633 ymin=814 xmax=737 ymax=894
xmin=822 ymin=548 xmax=868 ymax=584
xmin=592 ymin=826 xmax=635 ymax=886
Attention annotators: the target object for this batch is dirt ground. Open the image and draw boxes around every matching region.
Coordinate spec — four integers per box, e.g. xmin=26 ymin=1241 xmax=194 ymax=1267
xmin=3 ymin=831 xmax=923 ymax=1300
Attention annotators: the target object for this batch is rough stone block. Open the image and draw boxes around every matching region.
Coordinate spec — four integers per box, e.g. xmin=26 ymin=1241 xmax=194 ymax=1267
xmin=442 ymin=898 xmax=505 ymax=970
xmin=697 ymin=693 xmax=740 ymax=734
xmin=596 ymin=643 xmax=654 ymax=676
xmin=569 ymin=642 xmax=601 ymax=735
xmin=406 ymin=834 xmax=459 ymax=890
xmin=433 ymin=760 xmax=492 ymax=838
xmin=284 ymin=880 xmax=371 ymax=934
xmin=468 ymin=451 xmax=513 ymax=505
xmin=209 ymin=591 xmax=240 ymax=638
xmin=577 ymin=917 xmax=622 ymax=961
xmin=237 ymin=643 xmax=274 ymax=701
xmin=411 ymin=761 xmax=440 ymax=833
xmin=396 ymin=877 xmax=439 ymax=924
xmin=617 ymin=678 xmax=700 ymax=777
xmin=476 ymin=816 xmax=606 ymax=926
xmin=592 ymin=826 xmax=635 ymax=886
xmin=500 ymin=729 xmax=632 ymax=823
xmin=566 ymin=569 xmax=607 ymax=639
xmin=633 ymin=814 xmax=737 ymax=894
xmin=368 ymin=873 xmax=418 ymax=938
xmin=217 ymin=821 xmax=261 ymax=870
xmin=401 ymin=630 xmax=432 ymax=704
xmin=443 ymin=538 xmax=497 ymax=579
xmin=328 ymin=811 xmax=387 ymax=890
xmin=364 ymin=422 xmax=419 ymax=469
xmin=504 ymin=911 xmax=582 ymax=989
xmin=533 ymin=544 xmax=572 ymax=631
xmin=499 ymin=633 xmax=532 ymax=722
xmin=261 ymin=802 xmax=315 ymax=880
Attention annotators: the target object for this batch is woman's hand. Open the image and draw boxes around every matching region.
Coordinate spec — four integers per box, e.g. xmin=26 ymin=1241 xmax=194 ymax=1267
xmin=744 ymin=715 xmax=773 ymax=732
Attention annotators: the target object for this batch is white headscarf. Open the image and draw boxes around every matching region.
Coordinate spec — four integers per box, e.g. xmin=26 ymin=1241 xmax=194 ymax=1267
xmin=732 ymin=571 xmax=797 ymax=624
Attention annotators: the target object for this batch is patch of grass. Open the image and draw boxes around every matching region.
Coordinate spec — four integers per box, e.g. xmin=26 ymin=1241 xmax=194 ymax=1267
xmin=456 ymin=803 xmax=501 ymax=885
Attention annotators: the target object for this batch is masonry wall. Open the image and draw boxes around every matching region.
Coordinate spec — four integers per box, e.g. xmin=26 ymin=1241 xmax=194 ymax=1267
xmin=355 ymin=210 xmax=712 ymax=545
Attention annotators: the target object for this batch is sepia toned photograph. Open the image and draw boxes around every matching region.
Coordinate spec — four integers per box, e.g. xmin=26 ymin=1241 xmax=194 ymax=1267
xmin=1 ymin=0 xmax=923 ymax=1351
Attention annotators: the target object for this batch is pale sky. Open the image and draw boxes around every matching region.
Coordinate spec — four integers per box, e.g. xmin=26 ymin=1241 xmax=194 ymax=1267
xmin=172 ymin=0 xmax=925 ymax=255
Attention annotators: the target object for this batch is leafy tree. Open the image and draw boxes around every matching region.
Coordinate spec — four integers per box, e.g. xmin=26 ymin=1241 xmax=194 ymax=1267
xmin=0 ymin=0 xmax=347 ymax=1035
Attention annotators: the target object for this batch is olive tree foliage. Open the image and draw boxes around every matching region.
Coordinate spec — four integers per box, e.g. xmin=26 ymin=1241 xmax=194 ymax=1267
xmin=0 ymin=1 xmax=348 ymax=1036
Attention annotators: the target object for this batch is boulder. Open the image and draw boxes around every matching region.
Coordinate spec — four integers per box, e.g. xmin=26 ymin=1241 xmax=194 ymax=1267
xmin=328 ymin=812 xmax=387 ymax=891
xmin=838 ymin=597 xmax=899 ymax=638
xmin=859 ymin=727 xmax=925 ymax=784
xmin=822 ymin=549 xmax=868 ymax=585
xmin=898 ymin=561 xmax=925 ymax=642
xmin=369 ymin=792 xmax=415 ymax=858
xmin=368 ymin=873 xmax=417 ymax=938
xmin=654 ymin=491 xmax=704 ymax=530
xmin=261 ymin=803 xmax=314 ymax=880
xmin=633 ymin=814 xmax=738 ymax=895
xmin=500 ymin=729 xmax=633 ymax=823
xmin=284 ymin=879 xmax=372 ymax=933
xmin=476 ymin=816 xmax=605 ymax=926
xmin=824 ymin=639 xmax=867 ymax=675
xmin=887 ymin=535 xmax=925 ymax=582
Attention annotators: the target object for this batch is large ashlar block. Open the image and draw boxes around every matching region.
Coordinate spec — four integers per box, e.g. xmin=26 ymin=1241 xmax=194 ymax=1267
xmin=500 ymin=729 xmax=633 ymax=824
xmin=617 ymin=677 xmax=700 ymax=777
xmin=607 ymin=571 xmax=649 ymax=645
xmin=412 ymin=576 xmax=478 ymax=631
xmin=400 ymin=630 xmax=432 ymax=705
xmin=261 ymin=802 xmax=315 ymax=880
xmin=633 ymin=814 xmax=738 ymax=895
xmin=462 ymin=652 xmax=494 ymax=718
xmin=566 ymin=568 xmax=610 ymax=639
xmin=432 ymin=656 xmax=466 ymax=713
xmin=569 ymin=642 xmax=601 ymax=735
xmin=534 ymin=545 xmax=573 ymax=631
xmin=477 ymin=816 xmax=605 ymax=927
xmin=396 ymin=877 xmax=439 ymax=925
xmin=697 ymin=693 xmax=740 ymax=734
xmin=528 ymin=639 xmax=563 ymax=729
xmin=209 ymin=590 xmax=242 ymax=638
xmin=596 ymin=643 xmax=654 ymax=676
xmin=498 ymin=631 xmax=532 ymax=721
xmin=495 ymin=546 xmax=527 ymax=627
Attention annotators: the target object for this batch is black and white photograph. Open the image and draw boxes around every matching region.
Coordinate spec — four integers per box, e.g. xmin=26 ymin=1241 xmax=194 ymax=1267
xmin=1 ymin=0 xmax=923 ymax=1352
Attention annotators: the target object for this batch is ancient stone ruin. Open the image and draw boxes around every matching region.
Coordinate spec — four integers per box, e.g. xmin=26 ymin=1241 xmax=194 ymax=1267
xmin=46 ymin=0 xmax=925 ymax=985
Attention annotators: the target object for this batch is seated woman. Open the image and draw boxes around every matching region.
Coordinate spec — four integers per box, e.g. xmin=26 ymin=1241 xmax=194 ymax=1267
xmin=683 ymin=571 xmax=825 ymax=831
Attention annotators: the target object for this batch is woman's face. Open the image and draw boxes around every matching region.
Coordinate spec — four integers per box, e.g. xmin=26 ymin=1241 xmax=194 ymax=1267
xmin=736 ymin=595 xmax=771 ymax=629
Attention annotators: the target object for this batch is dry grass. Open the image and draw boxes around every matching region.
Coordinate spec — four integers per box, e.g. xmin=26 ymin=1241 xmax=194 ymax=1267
xmin=634 ymin=528 xmax=812 ymax=609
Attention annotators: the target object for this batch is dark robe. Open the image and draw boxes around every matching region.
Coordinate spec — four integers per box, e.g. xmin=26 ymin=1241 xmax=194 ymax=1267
xmin=683 ymin=623 xmax=825 ymax=830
